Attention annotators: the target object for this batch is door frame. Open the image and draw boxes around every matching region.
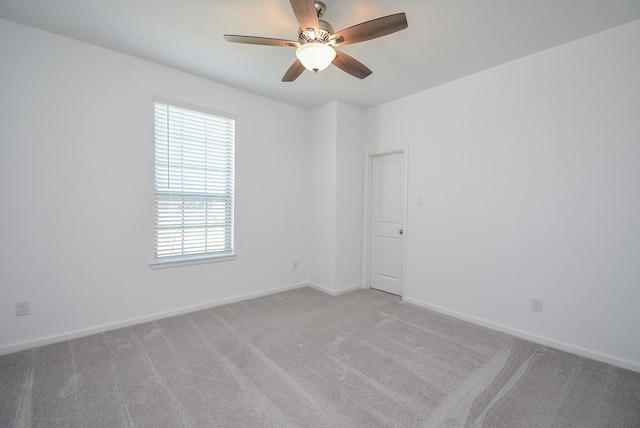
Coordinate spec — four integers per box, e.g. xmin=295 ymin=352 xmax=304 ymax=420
xmin=361 ymin=146 xmax=409 ymax=296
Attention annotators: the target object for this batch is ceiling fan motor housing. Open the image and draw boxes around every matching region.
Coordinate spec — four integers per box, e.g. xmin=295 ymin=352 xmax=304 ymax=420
xmin=298 ymin=19 xmax=334 ymax=44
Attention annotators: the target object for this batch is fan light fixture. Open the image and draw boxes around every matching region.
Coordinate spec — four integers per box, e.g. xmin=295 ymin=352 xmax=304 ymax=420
xmin=223 ymin=0 xmax=408 ymax=82
xmin=295 ymin=42 xmax=336 ymax=73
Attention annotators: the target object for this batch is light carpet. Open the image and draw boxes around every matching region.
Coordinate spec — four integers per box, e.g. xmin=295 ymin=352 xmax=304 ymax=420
xmin=1 ymin=287 xmax=639 ymax=427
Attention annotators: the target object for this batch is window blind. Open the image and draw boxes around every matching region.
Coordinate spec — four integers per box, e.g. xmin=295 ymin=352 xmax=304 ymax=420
xmin=154 ymin=101 xmax=235 ymax=262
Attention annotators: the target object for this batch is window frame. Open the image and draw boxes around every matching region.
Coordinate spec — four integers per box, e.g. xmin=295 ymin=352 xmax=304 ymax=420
xmin=151 ymin=98 xmax=237 ymax=269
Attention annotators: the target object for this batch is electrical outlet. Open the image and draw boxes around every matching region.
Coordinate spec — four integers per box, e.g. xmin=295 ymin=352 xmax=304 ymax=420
xmin=531 ymin=298 xmax=543 ymax=313
xmin=293 ymin=261 xmax=298 ymax=270
xmin=16 ymin=301 xmax=30 ymax=316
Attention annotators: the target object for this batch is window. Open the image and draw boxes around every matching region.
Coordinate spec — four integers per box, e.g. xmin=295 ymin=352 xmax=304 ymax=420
xmin=153 ymin=100 xmax=235 ymax=265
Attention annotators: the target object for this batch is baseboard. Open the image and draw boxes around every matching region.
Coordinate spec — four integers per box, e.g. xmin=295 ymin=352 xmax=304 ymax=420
xmin=403 ymin=297 xmax=640 ymax=373
xmin=0 ymin=282 xmax=310 ymax=356
xmin=307 ymin=283 xmax=363 ymax=296
xmin=14 ymin=284 xmax=633 ymax=373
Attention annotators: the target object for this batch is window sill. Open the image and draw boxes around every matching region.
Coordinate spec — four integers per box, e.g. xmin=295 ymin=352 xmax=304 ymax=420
xmin=150 ymin=254 xmax=237 ymax=270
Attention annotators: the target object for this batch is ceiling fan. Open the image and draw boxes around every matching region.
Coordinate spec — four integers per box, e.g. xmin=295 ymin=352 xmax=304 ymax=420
xmin=224 ymin=0 xmax=408 ymax=82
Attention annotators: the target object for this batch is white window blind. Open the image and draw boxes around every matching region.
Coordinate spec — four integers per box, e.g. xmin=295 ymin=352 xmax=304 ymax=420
xmin=154 ymin=101 xmax=235 ymax=263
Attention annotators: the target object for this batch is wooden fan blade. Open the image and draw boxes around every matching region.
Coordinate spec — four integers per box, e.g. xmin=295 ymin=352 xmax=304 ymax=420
xmin=332 ymin=50 xmax=372 ymax=79
xmin=289 ymin=0 xmax=319 ymax=38
xmin=224 ymin=35 xmax=300 ymax=47
xmin=331 ymin=13 xmax=408 ymax=46
xmin=282 ymin=59 xmax=306 ymax=82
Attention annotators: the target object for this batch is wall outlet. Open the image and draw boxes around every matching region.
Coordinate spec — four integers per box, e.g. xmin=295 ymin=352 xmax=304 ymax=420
xmin=292 ymin=261 xmax=298 ymax=270
xmin=16 ymin=301 xmax=30 ymax=316
xmin=531 ymin=298 xmax=543 ymax=313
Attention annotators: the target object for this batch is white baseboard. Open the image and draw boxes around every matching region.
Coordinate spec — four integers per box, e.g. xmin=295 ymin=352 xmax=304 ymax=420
xmin=307 ymin=283 xmax=363 ymax=296
xmin=13 ymin=284 xmax=633 ymax=373
xmin=403 ymin=297 xmax=640 ymax=373
xmin=0 ymin=282 xmax=309 ymax=356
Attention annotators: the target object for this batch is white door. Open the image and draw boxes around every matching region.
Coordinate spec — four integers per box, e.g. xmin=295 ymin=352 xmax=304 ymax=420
xmin=369 ymin=152 xmax=405 ymax=296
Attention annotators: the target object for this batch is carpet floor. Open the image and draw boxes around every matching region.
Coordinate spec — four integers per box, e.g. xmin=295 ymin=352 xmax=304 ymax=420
xmin=1 ymin=287 xmax=639 ymax=427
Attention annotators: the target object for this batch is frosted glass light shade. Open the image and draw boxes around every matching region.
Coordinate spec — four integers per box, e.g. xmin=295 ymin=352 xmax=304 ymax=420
xmin=295 ymin=43 xmax=336 ymax=73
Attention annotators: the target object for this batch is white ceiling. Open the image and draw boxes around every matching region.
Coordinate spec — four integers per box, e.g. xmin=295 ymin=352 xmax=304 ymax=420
xmin=1 ymin=0 xmax=639 ymax=110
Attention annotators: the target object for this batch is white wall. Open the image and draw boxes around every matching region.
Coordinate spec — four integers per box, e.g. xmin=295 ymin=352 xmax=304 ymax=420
xmin=335 ymin=102 xmax=364 ymax=291
xmin=3 ymin=15 xmax=639 ymax=372
xmin=309 ymin=102 xmax=337 ymax=290
xmin=364 ymin=20 xmax=640 ymax=370
xmin=0 ymin=19 xmax=311 ymax=353
xmin=309 ymin=101 xmax=364 ymax=294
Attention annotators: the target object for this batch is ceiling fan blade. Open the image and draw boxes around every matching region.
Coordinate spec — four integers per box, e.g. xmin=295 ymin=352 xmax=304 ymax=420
xmin=289 ymin=0 xmax=319 ymax=38
xmin=332 ymin=50 xmax=372 ymax=79
xmin=331 ymin=13 xmax=408 ymax=46
xmin=224 ymin=34 xmax=299 ymax=47
xmin=282 ymin=59 xmax=306 ymax=82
